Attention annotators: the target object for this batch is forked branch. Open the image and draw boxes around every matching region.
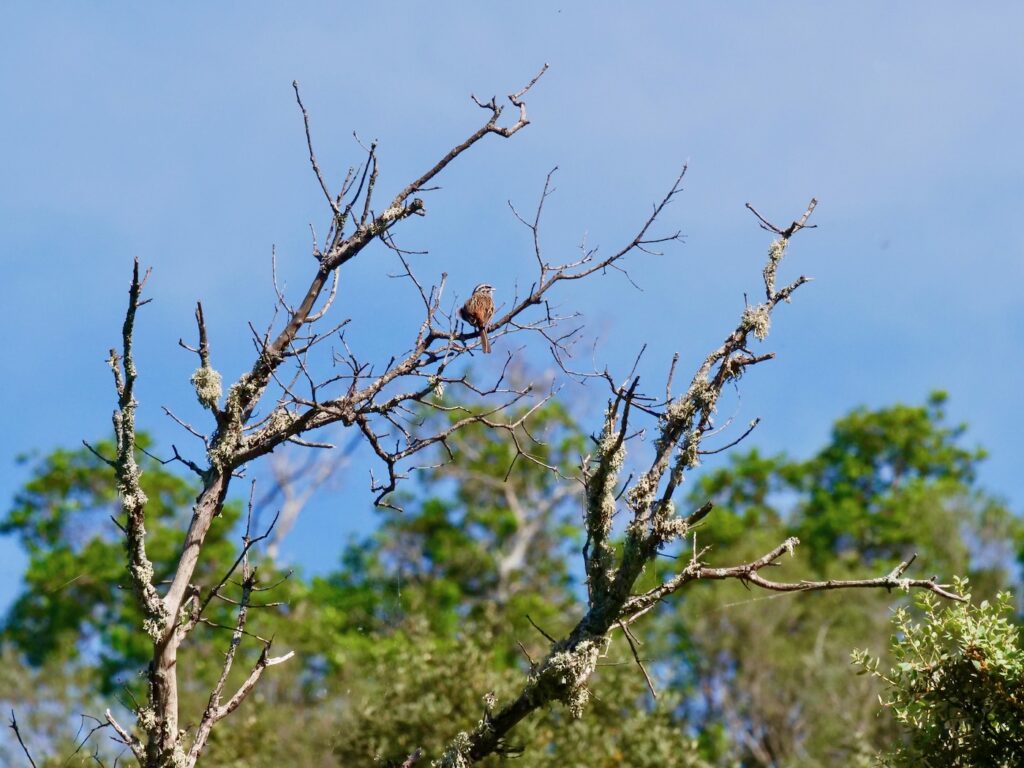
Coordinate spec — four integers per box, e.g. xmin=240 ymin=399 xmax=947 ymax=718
xmin=437 ymin=197 xmax=966 ymax=766
xmin=108 ymin=69 xmax=557 ymax=767
xmin=622 ymin=539 xmax=964 ymax=624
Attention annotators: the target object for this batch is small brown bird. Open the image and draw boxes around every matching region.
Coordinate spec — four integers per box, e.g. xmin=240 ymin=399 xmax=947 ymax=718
xmin=459 ymin=283 xmax=495 ymax=354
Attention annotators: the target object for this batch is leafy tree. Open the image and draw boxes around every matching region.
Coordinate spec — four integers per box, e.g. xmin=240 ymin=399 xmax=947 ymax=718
xmin=301 ymin=401 xmax=584 ymax=647
xmin=191 ymin=617 xmax=710 ymax=768
xmin=664 ymin=394 xmax=1018 ymax=766
xmin=168 ymin=400 xmax=709 ymax=766
xmin=794 ymin=392 xmax=994 ymax=573
xmin=854 ymin=583 xmax=1024 ymax=767
xmin=4 ymin=389 xmax=1017 ymax=766
xmin=1 ymin=436 xmax=246 ymax=693
xmin=0 ymin=646 xmax=112 ymax=766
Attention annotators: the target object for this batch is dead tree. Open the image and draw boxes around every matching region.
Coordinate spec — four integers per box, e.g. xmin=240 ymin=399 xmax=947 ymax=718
xmin=425 ymin=181 xmax=964 ymax=768
xmin=84 ymin=67 xmax=961 ymax=767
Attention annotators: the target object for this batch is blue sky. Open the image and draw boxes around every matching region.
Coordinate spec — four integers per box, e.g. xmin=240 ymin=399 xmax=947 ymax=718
xmin=2 ymin=3 xmax=1022 ymax=612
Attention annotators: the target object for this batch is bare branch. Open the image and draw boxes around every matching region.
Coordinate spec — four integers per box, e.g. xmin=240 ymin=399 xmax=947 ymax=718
xmin=699 ymin=417 xmax=761 ymax=455
xmin=186 ymin=492 xmax=293 ymax=766
xmin=434 ymin=195 xmax=968 ymax=766
xmin=183 ymin=509 xmax=280 ymax=634
xmin=82 ymin=439 xmax=115 ymax=467
xmin=161 ymin=406 xmax=209 ymax=445
xmin=391 ymin=65 xmax=548 ymax=207
xmin=618 ymin=621 xmax=657 ymax=699
xmin=194 ymin=303 xmax=211 ymax=368
xmin=218 ymin=646 xmax=296 ymax=722
xmin=682 ymin=500 xmax=715 ymax=528
xmin=110 ymin=259 xmax=168 ymax=643
xmin=63 ymin=714 xmax=112 ymax=766
xmin=623 ymin=539 xmax=965 ymax=623
xmin=104 ymin=711 xmax=143 ymax=763
xmin=293 ymin=80 xmax=340 ymax=217
xmin=304 ymin=268 xmax=339 ymax=324
xmin=8 ymin=710 xmax=38 ymax=768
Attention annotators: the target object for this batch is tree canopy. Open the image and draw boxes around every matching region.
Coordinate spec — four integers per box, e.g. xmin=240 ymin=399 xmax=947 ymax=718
xmin=3 ymin=394 xmax=1019 ymax=766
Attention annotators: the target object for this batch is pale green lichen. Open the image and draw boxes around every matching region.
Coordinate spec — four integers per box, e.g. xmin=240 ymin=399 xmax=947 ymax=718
xmin=665 ymin=396 xmax=697 ymax=424
xmin=171 ymin=744 xmax=188 ymax=767
xmin=116 ymin=446 xmax=149 ymax=508
xmin=430 ymin=375 xmax=445 ymax=401
xmin=190 ymin=365 xmax=223 ymax=411
xmin=536 ymin=640 xmax=600 ymax=718
xmin=208 ymin=374 xmax=258 ymax=469
xmin=625 ymin=472 xmax=658 ymax=515
xmin=141 ymin=614 xmax=165 ymax=642
xmin=117 ymin=481 xmax=149 ymax=512
xmin=669 ymin=379 xmax=715 ymax=424
xmin=434 ymin=731 xmax=473 ymax=768
xmin=742 ymin=303 xmax=771 ymax=342
xmin=763 ymin=238 xmax=787 ymax=296
xmin=137 ymin=706 xmax=157 ymax=732
xmin=526 ymin=640 xmax=601 ymax=719
xmin=366 ymin=199 xmax=424 ymax=237
xmin=116 ymin=456 xmax=170 ymax=638
xmin=653 ymin=512 xmax=689 ymax=543
xmin=669 ymin=461 xmax=685 ymax=489
xmin=587 ymin=403 xmax=626 ymax=538
xmin=680 ymin=433 xmax=700 ymax=469
xmin=223 ymin=374 xmax=257 ymax=423
xmin=597 ymin=404 xmax=626 ymax=469
xmin=137 ymin=706 xmax=188 ymax=767
xmin=266 ymin=408 xmax=296 ymax=435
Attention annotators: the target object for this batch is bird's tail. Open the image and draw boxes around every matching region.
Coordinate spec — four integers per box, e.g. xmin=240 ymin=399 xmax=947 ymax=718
xmin=480 ymin=327 xmax=491 ymax=354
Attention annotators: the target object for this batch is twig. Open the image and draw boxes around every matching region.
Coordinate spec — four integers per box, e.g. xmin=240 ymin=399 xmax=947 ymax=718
xmin=525 ymin=614 xmax=556 ymax=644
xmin=516 ymin=641 xmax=536 ymax=667
xmin=699 ymin=417 xmax=761 ymax=455
xmin=623 ymin=538 xmax=965 ymax=623
xmin=293 ymin=80 xmax=340 ymax=217
xmin=8 ymin=710 xmax=38 ymax=768
xmin=62 ymin=714 xmax=111 ymax=767
xmin=618 ymin=621 xmax=657 ymax=699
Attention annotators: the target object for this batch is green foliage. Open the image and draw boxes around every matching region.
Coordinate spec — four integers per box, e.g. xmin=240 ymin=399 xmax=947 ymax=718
xmin=694 ymin=393 xmax=1006 ymax=579
xmin=195 ymin=400 xmax=710 ymax=767
xmin=1 ymin=394 xmax=1017 ymax=767
xmin=298 ymin=400 xmax=585 ymax=662
xmin=193 ymin=616 xmax=710 ymax=768
xmin=0 ymin=646 xmax=111 ymax=766
xmin=854 ymin=582 xmax=1024 ymax=767
xmin=666 ymin=393 xmax=1018 ymax=766
xmin=795 ymin=393 xmax=987 ymax=570
xmin=1 ymin=436 xmax=244 ymax=692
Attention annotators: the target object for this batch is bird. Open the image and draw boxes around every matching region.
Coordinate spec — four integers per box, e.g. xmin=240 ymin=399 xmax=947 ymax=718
xmin=459 ymin=283 xmax=495 ymax=354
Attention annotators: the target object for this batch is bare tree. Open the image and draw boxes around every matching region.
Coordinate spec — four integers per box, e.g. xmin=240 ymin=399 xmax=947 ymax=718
xmin=425 ymin=192 xmax=963 ymax=766
xmin=53 ymin=68 xmax=962 ymax=767
xmin=95 ymin=64 xmax=605 ymax=767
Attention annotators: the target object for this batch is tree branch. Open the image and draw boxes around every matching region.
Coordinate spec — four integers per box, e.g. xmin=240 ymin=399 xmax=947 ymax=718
xmin=8 ymin=710 xmax=38 ymax=768
xmin=622 ymin=540 xmax=965 ymax=623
